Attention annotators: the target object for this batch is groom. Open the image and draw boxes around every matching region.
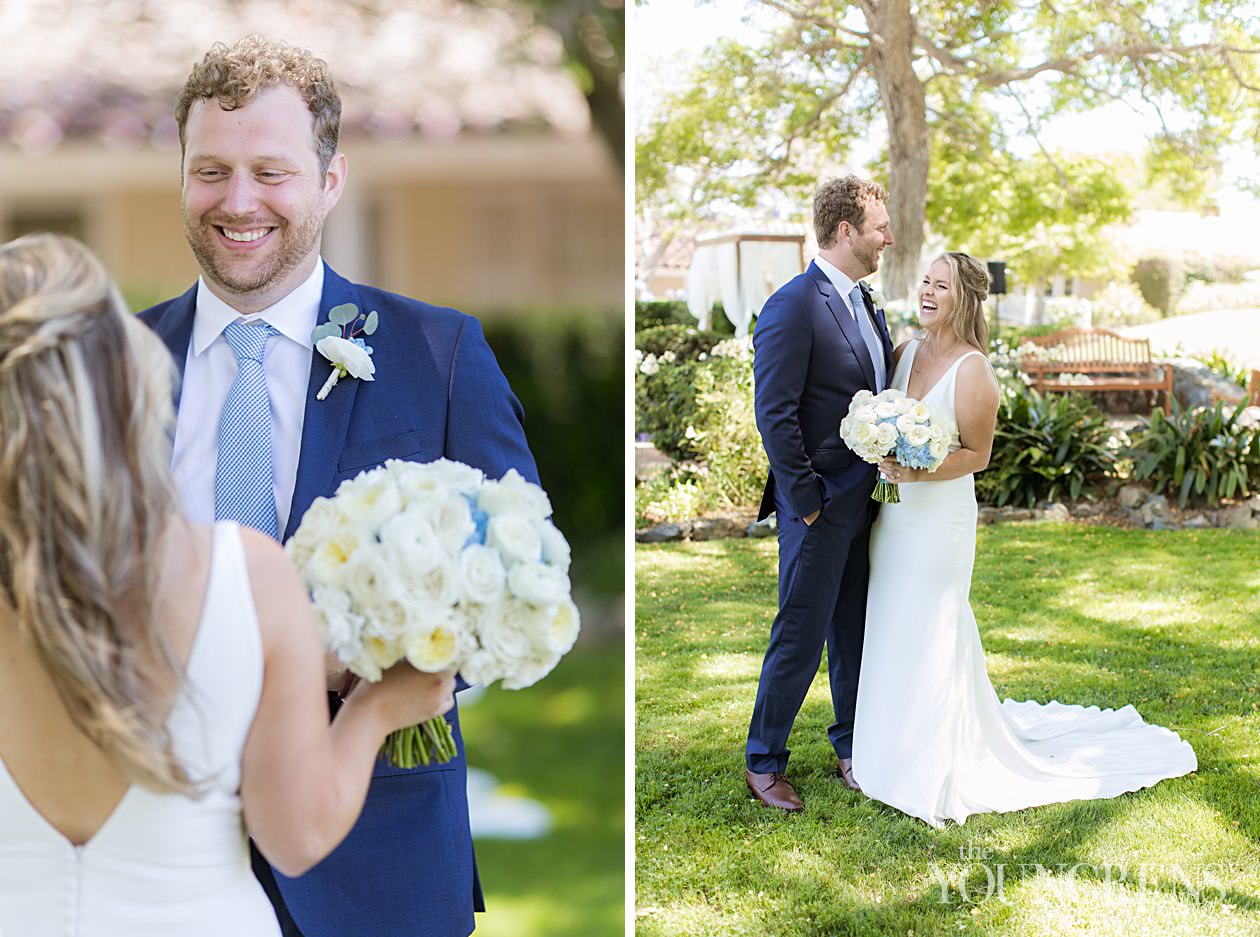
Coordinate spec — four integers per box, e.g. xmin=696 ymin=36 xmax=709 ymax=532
xmin=745 ymin=176 xmax=894 ymax=810
xmin=139 ymin=36 xmax=537 ymax=936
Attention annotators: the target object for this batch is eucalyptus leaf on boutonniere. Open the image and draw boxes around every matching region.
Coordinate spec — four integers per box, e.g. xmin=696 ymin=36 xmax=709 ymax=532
xmin=312 ymin=302 xmax=378 ymax=400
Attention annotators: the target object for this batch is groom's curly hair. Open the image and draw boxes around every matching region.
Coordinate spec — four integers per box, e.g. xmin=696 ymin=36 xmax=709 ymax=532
xmin=814 ymin=176 xmax=888 ymax=249
xmin=176 ymin=35 xmax=342 ymax=178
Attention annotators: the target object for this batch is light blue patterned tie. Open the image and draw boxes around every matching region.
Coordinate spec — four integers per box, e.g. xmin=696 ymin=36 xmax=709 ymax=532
xmin=850 ymin=284 xmax=887 ymax=391
xmin=215 ymin=320 xmax=280 ymax=539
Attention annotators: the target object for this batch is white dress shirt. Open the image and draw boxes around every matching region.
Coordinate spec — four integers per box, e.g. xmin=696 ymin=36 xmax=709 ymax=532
xmin=172 ymin=262 xmax=322 ymax=536
xmin=814 ymin=255 xmax=862 ymax=319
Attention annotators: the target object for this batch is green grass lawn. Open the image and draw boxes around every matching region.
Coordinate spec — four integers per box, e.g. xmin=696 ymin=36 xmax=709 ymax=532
xmin=461 ymin=635 xmax=624 ymax=937
xmin=636 ymin=526 xmax=1260 ymax=936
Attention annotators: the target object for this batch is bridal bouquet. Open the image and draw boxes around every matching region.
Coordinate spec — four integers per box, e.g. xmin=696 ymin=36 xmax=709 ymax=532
xmin=839 ymin=389 xmax=954 ymax=503
xmin=286 ymin=459 xmax=580 ymax=767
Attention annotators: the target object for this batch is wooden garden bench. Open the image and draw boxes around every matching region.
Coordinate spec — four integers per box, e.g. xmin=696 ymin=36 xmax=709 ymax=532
xmin=1017 ymin=327 xmax=1174 ymax=414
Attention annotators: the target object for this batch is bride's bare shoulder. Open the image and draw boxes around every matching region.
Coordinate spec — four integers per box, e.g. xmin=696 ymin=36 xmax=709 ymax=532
xmin=892 ymin=340 xmax=914 ymax=366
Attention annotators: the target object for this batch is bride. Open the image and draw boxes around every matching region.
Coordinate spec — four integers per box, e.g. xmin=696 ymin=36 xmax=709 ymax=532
xmin=851 ymin=251 xmax=1196 ymax=827
xmin=0 ymin=233 xmax=456 ymax=935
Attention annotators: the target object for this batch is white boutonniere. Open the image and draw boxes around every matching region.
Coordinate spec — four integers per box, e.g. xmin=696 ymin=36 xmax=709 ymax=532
xmin=312 ymin=303 xmax=378 ymax=400
xmin=866 ymin=285 xmax=887 ymax=311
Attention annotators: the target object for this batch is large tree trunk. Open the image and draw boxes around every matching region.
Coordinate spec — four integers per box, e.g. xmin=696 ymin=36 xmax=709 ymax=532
xmin=863 ymin=0 xmax=928 ymax=302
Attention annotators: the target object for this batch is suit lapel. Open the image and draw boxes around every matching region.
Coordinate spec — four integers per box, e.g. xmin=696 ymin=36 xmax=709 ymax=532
xmin=149 ymin=284 xmax=198 ymax=402
xmin=284 ymin=263 xmax=363 ymax=541
xmin=812 ymin=263 xmax=877 ymax=390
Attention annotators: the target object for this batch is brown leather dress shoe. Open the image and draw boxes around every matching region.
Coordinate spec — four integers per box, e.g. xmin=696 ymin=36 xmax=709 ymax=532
xmin=835 ymin=758 xmax=862 ymax=793
xmin=745 ymin=770 xmax=804 ymax=811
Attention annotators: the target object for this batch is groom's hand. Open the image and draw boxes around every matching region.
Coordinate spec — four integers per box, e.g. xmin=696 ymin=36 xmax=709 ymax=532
xmin=803 ymin=509 xmax=820 ymax=526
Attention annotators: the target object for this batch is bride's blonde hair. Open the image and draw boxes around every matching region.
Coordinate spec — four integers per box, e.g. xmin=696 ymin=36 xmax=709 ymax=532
xmin=0 ymin=233 xmax=194 ymax=794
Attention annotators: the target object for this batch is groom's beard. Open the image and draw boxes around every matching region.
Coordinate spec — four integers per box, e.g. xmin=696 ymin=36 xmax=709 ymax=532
xmin=183 ymin=207 xmax=324 ymax=299
xmin=852 ymin=239 xmax=882 ymax=277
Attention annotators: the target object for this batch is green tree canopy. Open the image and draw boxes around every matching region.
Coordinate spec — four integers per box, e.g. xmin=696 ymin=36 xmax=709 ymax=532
xmin=638 ymin=0 xmax=1260 ymax=299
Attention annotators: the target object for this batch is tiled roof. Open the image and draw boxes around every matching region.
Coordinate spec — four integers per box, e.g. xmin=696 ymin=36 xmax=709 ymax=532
xmin=0 ymin=0 xmax=590 ymax=154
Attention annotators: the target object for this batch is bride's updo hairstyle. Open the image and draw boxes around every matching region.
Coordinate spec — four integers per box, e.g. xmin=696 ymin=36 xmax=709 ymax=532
xmin=0 ymin=233 xmax=194 ymax=794
xmin=934 ymin=251 xmax=991 ymax=351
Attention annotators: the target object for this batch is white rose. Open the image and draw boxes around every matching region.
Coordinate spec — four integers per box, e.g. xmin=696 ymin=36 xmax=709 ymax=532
xmin=459 ymin=647 xmax=506 ymax=686
xmin=545 ymin=598 xmax=581 ymax=655
xmin=287 ymin=496 xmax=344 ymax=569
xmin=501 ymin=652 xmax=562 ymax=691
xmin=477 ymin=469 xmax=552 ymax=519
xmin=307 ymin=524 xmax=368 ymax=587
xmin=477 ymin=601 xmax=538 ymax=661
xmin=855 ymin=405 xmax=878 ymax=425
xmin=487 ymin=514 xmax=542 ymax=566
xmin=459 ymin=545 xmax=507 ymax=605
xmin=905 ymin=424 xmax=931 ymax=447
xmin=379 ymin=506 xmax=442 ymax=574
xmin=874 ymin=402 xmax=897 ymax=419
xmin=422 ymin=458 xmax=486 ymax=496
xmin=343 ymin=544 xmax=401 ymax=613
xmin=405 ymin=618 xmax=461 ymax=672
xmin=363 ymin=599 xmax=410 ymax=642
xmin=335 ymin=468 xmax=403 ymax=531
xmin=878 ymin=388 xmax=906 ymax=401
xmin=537 ymin=521 xmax=571 ymax=573
xmin=854 ymin=421 xmax=878 ymax=445
xmin=349 ymin=634 xmax=403 ymax=681
xmin=852 ymin=389 xmax=874 ymax=406
xmin=875 ymin=423 xmax=898 ymax=450
xmin=312 ymin=585 xmax=363 ymax=658
xmin=895 ymin=414 xmax=917 ymax=435
xmin=506 ymin=561 xmax=570 ymax=607
xmin=407 ymin=555 xmax=460 ymax=609
xmin=316 ymin=336 xmax=375 ymax=380
xmin=909 ymin=402 xmax=930 ymax=421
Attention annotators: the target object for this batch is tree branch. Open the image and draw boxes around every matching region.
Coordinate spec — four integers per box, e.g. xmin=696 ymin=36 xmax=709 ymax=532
xmin=757 ymin=0 xmax=870 ymax=42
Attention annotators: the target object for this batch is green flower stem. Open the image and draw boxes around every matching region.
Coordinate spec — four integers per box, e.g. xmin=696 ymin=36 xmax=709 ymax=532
xmin=382 ymin=716 xmax=458 ymax=768
xmin=872 ymin=477 xmax=901 ymax=504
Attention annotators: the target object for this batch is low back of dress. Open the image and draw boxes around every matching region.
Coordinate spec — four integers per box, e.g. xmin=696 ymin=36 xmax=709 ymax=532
xmin=0 ymin=522 xmax=280 ymax=937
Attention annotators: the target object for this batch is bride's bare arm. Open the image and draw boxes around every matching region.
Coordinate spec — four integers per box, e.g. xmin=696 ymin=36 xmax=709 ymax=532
xmin=882 ymin=354 xmax=999 ymax=483
xmin=236 ymin=529 xmax=455 ymax=877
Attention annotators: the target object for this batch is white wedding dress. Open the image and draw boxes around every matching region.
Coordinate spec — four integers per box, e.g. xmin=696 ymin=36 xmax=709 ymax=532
xmin=0 ymin=522 xmax=281 ymax=936
xmin=852 ymin=341 xmax=1196 ymax=827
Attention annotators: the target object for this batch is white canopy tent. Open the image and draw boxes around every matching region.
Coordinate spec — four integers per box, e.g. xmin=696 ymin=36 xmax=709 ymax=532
xmin=685 ymin=233 xmax=805 ymax=336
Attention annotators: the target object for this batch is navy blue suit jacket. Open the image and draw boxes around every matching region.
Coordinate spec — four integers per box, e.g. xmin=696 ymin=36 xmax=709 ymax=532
xmin=753 ymin=261 xmax=894 ymax=521
xmin=140 ymin=263 xmax=538 ymax=937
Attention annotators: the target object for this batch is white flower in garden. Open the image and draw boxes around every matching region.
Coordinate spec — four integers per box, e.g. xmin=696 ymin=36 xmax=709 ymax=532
xmin=546 ymin=598 xmax=581 ymax=655
xmin=477 ymin=468 xmax=552 ymax=519
xmin=876 ymin=423 xmax=898 ymax=449
xmin=639 ymin=353 xmax=660 ymax=376
xmin=507 ymin=561 xmax=570 ymax=607
xmin=487 ymin=514 xmax=542 ymax=566
xmin=537 ymin=520 xmax=571 ymax=572
xmin=660 ymin=350 xmax=677 ymax=364
xmin=459 ymin=544 xmax=508 ymax=605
